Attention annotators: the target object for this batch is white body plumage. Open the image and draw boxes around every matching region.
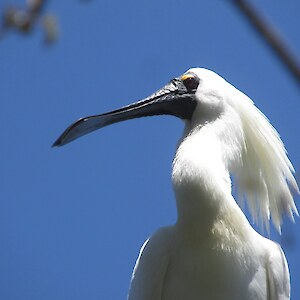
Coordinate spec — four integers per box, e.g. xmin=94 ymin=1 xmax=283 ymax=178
xmin=128 ymin=68 xmax=298 ymax=300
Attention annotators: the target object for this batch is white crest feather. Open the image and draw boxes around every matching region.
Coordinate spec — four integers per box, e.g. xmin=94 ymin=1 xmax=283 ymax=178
xmin=227 ymin=85 xmax=299 ymax=232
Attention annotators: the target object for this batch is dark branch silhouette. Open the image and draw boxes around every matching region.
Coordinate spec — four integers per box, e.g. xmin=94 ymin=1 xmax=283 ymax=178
xmin=230 ymin=0 xmax=300 ymax=85
xmin=2 ymin=0 xmax=300 ymax=85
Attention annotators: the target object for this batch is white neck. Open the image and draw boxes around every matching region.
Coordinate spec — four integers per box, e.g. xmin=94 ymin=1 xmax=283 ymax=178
xmin=172 ymin=112 xmax=250 ymax=241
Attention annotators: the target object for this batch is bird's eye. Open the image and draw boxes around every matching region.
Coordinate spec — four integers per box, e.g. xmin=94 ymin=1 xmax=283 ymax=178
xmin=181 ymin=74 xmax=200 ymax=92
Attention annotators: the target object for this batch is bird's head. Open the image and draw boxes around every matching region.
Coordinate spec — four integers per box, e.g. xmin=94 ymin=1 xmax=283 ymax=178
xmin=52 ymin=68 xmax=236 ymax=146
xmin=53 ymin=67 xmax=299 ymax=232
xmin=182 ymin=68 xmax=227 ymax=121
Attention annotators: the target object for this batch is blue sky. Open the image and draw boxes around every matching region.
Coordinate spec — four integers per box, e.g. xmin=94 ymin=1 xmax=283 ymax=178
xmin=1 ymin=1 xmax=300 ymax=299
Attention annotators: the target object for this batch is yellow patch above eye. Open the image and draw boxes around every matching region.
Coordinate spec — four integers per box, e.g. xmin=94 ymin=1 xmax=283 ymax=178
xmin=181 ymin=74 xmax=194 ymax=81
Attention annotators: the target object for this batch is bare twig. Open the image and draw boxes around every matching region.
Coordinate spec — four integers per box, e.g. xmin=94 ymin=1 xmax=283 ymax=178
xmin=1 ymin=0 xmax=58 ymax=44
xmin=230 ymin=0 xmax=300 ymax=85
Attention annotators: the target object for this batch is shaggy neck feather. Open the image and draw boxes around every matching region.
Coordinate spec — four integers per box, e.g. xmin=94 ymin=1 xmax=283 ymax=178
xmin=172 ymin=112 xmax=249 ymax=242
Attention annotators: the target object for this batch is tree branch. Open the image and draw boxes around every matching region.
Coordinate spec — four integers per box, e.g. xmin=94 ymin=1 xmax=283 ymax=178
xmin=230 ymin=0 xmax=300 ymax=85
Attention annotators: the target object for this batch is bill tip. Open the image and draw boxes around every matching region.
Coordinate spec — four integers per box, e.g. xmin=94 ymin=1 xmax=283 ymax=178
xmin=52 ymin=139 xmax=62 ymax=148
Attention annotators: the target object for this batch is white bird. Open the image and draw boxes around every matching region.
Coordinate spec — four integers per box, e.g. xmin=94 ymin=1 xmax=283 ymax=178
xmin=53 ymin=68 xmax=299 ymax=300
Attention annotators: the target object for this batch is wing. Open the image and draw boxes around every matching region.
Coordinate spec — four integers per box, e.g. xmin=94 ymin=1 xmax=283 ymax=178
xmin=266 ymin=243 xmax=290 ymax=300
xmin=128 ymin=227 xmax=170 ymax=300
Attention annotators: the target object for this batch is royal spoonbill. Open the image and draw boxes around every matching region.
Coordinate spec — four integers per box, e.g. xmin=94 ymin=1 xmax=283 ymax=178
xmin=53 ymin=68 xmax=298 ymax=300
